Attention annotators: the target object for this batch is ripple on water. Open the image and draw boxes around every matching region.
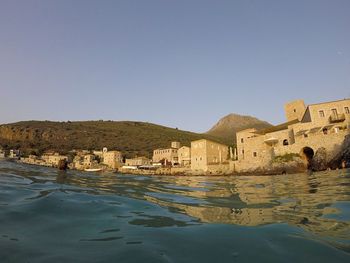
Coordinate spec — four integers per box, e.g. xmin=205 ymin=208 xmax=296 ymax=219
xmin=1 ymin=160 xmax=350 ymax=262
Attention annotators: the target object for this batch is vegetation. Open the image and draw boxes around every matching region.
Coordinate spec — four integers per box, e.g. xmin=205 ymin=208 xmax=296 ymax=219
xmin=0 ymin=120 xmax=227 ymax=158
xmin=272 ymin=153 xmax=300 ymax=163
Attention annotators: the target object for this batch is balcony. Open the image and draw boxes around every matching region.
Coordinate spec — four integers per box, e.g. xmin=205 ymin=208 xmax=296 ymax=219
xmin=264 ymin=137 xmax=279 ymax=146
xmin=329 ymin=113 xmax=345 ymax=123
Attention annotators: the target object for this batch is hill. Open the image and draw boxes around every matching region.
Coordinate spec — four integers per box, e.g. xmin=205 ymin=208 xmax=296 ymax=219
xmin=206 ymin=114 xmax=272 ymax=143
xmin=0 ymin=120 xmax=227 ymax=158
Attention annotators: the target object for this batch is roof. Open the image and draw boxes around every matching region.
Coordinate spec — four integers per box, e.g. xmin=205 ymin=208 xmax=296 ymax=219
xmin=308 ymin=127 xmax=322 ymax=134
xmin=191 ymin=138 xmax=228 ymax=146
xmin=307 ymin=98 xmax=350 ymax=107
xmin=153 ymin=147 xmax=178 ymax=151
xmin=126 ymin=156 xmax=150 ymax=160
xmin=255 ymin=119 xmax=299 ymax=135
xmin=236 ymin=128 xmax=258 ymax=134
xmin=295 ymin=129 xmax=308 ymax=136
xmin=300 ymin=98 xmax=350 ymax=122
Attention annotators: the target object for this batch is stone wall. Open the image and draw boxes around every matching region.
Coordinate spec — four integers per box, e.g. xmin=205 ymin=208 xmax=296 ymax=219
xmin=284 ymin=99 xmax=306 ymax=122
xmin=234 ymin=125 xmax=349 ymax=173
xmin=191 ymin=139 xmax=229 ymax=172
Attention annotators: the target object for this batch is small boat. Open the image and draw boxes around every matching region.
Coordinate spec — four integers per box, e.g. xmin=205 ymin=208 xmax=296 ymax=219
xmin=84 ymin=168 xmax=103 ymax=172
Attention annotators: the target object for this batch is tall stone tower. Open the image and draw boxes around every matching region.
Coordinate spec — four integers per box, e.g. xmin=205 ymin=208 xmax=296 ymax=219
xmin=284 ymin=100 xmax=306 ymax=122
xmin=171 ymin=141 xmax=181 ymax=149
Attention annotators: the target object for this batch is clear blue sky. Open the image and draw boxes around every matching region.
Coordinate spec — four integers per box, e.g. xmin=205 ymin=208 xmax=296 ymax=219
xmin=1 ymin=0 xmax=349 ymax=132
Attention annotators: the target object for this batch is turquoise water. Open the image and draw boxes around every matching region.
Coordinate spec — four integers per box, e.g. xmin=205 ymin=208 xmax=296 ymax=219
xmin=1 ymin=160 xmax=350 ymax=262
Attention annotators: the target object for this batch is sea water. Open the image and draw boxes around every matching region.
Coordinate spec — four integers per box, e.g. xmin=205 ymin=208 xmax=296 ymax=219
xmin=0 ymin=160 xmax=349 ymax=262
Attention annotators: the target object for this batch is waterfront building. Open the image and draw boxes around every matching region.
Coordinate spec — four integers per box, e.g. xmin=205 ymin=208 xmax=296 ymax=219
xmin=71 ymin=155 xmax=84 ymax=170
xmin=9 ymin=149 xmax=20 ymax=158
xmin=92 ymin=150 xmax=103 ymax=159
xmin=83 ymin=154 xmax=95 ymax=167
xmin=235 ymin=98 xmax=350 ymax=172
xmin=191 ymin=139 xmax=229 ymax=172
xmin=152 ymin=142 xmax=180 ymax=165
xmin=42 ymin=153 xmax=68 ymax=167
xmin=20 ymin=155 xmax=45 ymax=165
xmin=103 ymin=150 xmax=123 ymax=169
xmin=125 ymin=156 xmax=151 ymax=167
xmin=171 ymin=141 xmax=181 ymax=149
xmin=178 ymin=146 xmax=191 ymax=167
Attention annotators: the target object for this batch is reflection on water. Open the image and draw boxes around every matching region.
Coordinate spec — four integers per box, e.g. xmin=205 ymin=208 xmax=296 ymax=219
xmin=0 ymin=160 xmax=350 ymax=262
xmin=57 ymin=167 xmax=350 ymax=238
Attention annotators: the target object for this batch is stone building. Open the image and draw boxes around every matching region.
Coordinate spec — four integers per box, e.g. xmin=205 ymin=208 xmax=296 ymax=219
xmin=42 ymin=153 xmax=69 ymax=167
xmin=152 ymin=142 xmax=180 ymax=165
xmin=83 ymin=154 xmax=95 ymax=167
xmin=22 ymin=155 xmax=39 ymax=164
xmin=92 ymin=150 xmax=103 ymax=159
xmin=191 ymin=139 xmax=229 ymax=172
xmin=178 ymin=146 xmax=191 ymax=167
xmin=103 ymin=150 xmax=123 ymax=169
xmin=125 ymin=156 xmax=151 ymax=167
xmin=9 ymin=149 xmax=20 ymax=159
xmin=71 ymin=153 xmax=100 ymax=170
xmin=171 ymin=141 xmax=181 ymax=149
xmin=234 ymin=98 xmax=350 ymax=172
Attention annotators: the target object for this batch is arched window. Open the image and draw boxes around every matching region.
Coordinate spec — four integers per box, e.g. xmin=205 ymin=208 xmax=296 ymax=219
xmin=283 ymin=139 xmax=289 ymax=146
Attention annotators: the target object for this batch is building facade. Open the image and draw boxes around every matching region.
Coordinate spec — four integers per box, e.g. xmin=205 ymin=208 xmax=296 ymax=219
xmin=103 ymin=150 xmax=123 ymax=169
xmin=178 ymin=146 xmax=191 ymax=167
xmin=235 ymin=98 xmax=350 ymax=172
xmin=152 ymin=142 xmax=180 ymax=165
xmin=191 ymin=139 xmax=229 ymax=172
xmin=42 ymin=153 xmax=69 ymax=167
xmin=125 ymin=157 xmax=151 ymax=167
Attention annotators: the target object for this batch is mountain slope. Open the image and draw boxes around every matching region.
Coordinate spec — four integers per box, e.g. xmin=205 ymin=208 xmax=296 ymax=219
xmin=0 ymin=121 xmax=226 ymax=158
xmin=206 ymin=114 xmax=272 ymax=143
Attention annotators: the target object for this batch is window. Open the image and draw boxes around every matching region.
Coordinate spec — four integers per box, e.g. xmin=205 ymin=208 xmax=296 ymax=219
xmin=253 ymin=152 xmax=257 ymax=157
xmin=241 ymin=138 xmax=244 ymax=143
xmin=283 ymin=139 xmax=289 ymax=146
xmin=322 ymin=128 xmax=328 ymax=135
xmin=319 ymin=110 xmax=325 ymax=118
xmin=304 ymin=134 xmax=308 ymax=138
xmin=345 ymin=107 xmax=349 ymax=114
xmin=242 ymin=150 xmax=244 ymax=154
xmin=331 ymin=108 xmax=338 ymax=117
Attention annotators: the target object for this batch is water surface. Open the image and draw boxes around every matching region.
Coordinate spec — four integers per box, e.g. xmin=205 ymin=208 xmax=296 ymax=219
xmin=1 ymin=160 xmax=350 ymax=262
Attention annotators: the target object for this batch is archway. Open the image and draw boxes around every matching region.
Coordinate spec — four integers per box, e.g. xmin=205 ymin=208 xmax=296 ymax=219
xmin=301 ymin=147 xmax=314 ymax=169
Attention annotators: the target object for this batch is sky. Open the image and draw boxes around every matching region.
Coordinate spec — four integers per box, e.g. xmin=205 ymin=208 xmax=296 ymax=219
xmin=0 ymin=0 xmax=349 ymax=132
